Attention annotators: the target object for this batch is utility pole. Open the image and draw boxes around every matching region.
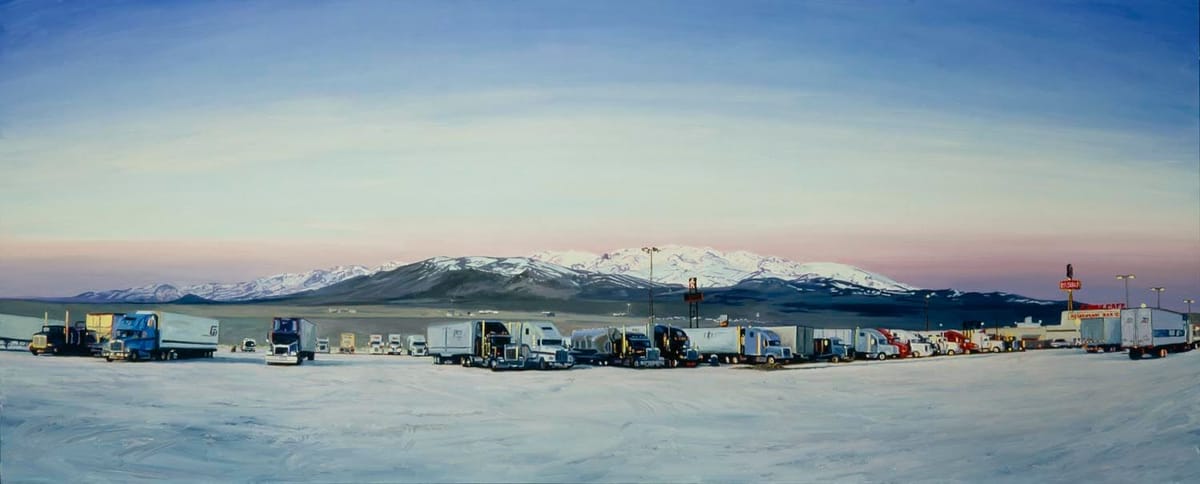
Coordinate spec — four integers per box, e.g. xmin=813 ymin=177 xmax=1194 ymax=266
xmin=642 ymin=246 xmax=660 ymax=328
xmin=1151 ymin=287 xmax=1165 ymax=309
xmin=1185 ymin=298 xmax=1195 ymax=314
xmin=1115 ymin=274 xmax=1135 ymax=308
xmin=924 ymin=294 xmax=932 ymax=332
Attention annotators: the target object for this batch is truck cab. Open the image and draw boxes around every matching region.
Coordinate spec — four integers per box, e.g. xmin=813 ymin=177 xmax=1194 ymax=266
xmin=266 ymin=317 xmax=316 ymax=365
xmin=855 ymin=329 xmax=900 ymax=360
xmin=888 ymin=329 xmax=935 ymax=357
xmin=368 ymin=334 xmax=385 ymax=355
xmin=874 ymin=328 xmax=912 ymax=358
xmin=652 ymin=324 xmax=701 ymax=367
xmin=406 ymin=335 xmax=427 ymax=356
xmin=386 ymin=334 xmax=403 ymax=355
xmin=612 ymin=328 xmax=665 ymax=368
xmin=742 ymin=327 xmax=793 ymax=364
xmin=30 ymin=323 xmax=97 ymax=356
xmin=506 ymin=321 xmax=575 ymax=369
xmin=104 ymin=313 xmax=159 ymax=361
xmin=813 ymin=337 xmax=853 ymax=363
xmin=316 ymin=338 xmax=331 ymax=353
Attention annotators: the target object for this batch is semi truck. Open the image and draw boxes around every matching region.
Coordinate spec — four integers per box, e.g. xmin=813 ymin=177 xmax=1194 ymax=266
xmin=387 ymin=334 xmax=404 ymax=355
xmin=942 ymin=330 xmax=977 ymax=354
xmin=1122 ymin=308 xmax=1192 ymax=359
xmin=763 ymin=325 xmax=816 ymax=361
xmin=853 ymin=328 xmax=899 ymax=360
xmin=690 ymin=326 xmax=793 ymax=364
xmin=406 ymin=335 xmax=428 ymax=356
xmin=427 ymin=320 xmax=511 ymax=367
xmin=505 ymin=321 xmax=575 ymax=369
xmin=570 ymin=327 xmax=665 ymax=368
xmin=1080 ymin=317 xmax=1122 ymax=353
xmin=368 ymin=334 xmax=385 ymax=355
xmin=874 ymin=328 xmax=912 ymax=358
xmin=316 ymin=338 xmax=331 ymax=353
xmin=103 ymin=311 xmax=219 ymax=361
xmin=339 ymin=333 xmax=356 ymax=354
xmin=265 ymin=317 xmax=317 ymax=365
xmin=888 ymin=329 xmax=935 ymax=357
xmin=651 ymin=324 xmax=701 ymax=367
xmin=30 ymin=322 xmax=98 ymax=356
xmin=916 ymin=331 xmax=962 ymax=355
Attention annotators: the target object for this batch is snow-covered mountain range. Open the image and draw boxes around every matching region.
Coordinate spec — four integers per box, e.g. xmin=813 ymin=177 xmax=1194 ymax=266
xmin=70 ymin=246 xmax=919 ymax=302
xmin=530 ymin=245 xmax=917 ymax=292
xmin=72 ymin=264 xmax=393 ymax=303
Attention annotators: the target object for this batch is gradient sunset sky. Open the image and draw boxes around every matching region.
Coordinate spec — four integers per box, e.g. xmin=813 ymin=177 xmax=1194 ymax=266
xmin=1 ymin=1 xmax=1197 ymax=306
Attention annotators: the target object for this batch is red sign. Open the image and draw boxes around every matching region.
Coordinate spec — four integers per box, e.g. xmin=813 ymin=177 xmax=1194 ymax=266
xmin=1079 ymin=303 xmax=1124 ymax=310
xmin=1059 ymin=279 xmax=1082 ymax=291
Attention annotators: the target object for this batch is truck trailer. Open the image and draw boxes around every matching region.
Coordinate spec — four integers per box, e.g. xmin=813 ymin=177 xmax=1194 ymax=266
xmin=406 ymin=335 xmax=428 ymax=356
xmin=339 ymin=333 xmax=356 ymax=354
xmin=85 ymin=313 xmax=123 ymax=356
xmin=427 ymin=320 xmax=511 ymax=367
xmin=690 ymin=326 xmax=793 ymax=364
xmin=265 ymin=317 xmax=317 ymax=365
xmin=103 ymin=311 xmax=219 ymax=361
xmin=763 ymin=325 xmax=816 ymax=361
xmin=1080 ymin=317 xmax=1122 ymax=353
xmin=1122 ymin=308 xmax=1192 ymax=359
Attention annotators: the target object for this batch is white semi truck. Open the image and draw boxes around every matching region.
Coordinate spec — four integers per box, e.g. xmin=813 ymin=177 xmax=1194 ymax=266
xmin=427 ymin=320 xmax=511 ymax=367
xmin=406 ymin=335 xmax=428 ymax=356
xmin=387 ymin=334 xmax=404 ymax=355
xmin=265 ymin=317 xmax=317 ymax=365
xmin=368 ymin=334 xmax=385 ymax=355
xmin=1122 ymin=308 xmax=1192 ymax=359
xmin=505 ymin=321 xmax=574 ymax=369
xmin=689 ymin=326 xmax=793 ymax=365
xmin=853 ymin=328 xmax=899 ymax=360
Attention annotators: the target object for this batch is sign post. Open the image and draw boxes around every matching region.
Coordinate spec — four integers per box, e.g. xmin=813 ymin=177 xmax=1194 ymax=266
xmin=1059 ymin=264 xmax=1081 ymax=311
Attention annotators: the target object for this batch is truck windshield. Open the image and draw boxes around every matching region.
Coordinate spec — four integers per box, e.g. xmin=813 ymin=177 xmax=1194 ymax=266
xmin=541 ymin=339 xmax=563 ymax=346
xmin=272 ymin=333 xmax=299 ymax=345
xmin=413 ymin=341 xmax=426 ymax=347
xmin=765 ymin=339 xmax=781 ymax=346
xmin=116 ymin=329 xmax=141 ymax=338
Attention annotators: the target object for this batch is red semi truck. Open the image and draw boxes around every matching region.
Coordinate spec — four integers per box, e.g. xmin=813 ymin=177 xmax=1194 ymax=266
xmin=874 ymin=328 xmax=911 ymax=359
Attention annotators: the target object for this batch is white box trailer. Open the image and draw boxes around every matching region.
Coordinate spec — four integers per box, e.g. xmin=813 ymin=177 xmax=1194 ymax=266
xmin=1080 ymin=317 xmax=1122 ymax=353
xmin=265 ymin=317 xmax=317 ymax=365
xmin=1121 ymin=308 xmax=1192 ymax=359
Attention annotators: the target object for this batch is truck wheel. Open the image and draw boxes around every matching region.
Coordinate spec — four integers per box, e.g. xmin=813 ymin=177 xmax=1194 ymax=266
xmin=296 ymin=356 xmax=304 ymax=365
xmin=947 ymin=350 xmax=955 ymax=356
xmin=767 ymin=356 xmax=776 ymax=365
xmin=105 ymin=356 xmax=113 ymax=362
xmin=540 ymin=359 xmax=549 ymax=370
xmin=991 ymin=347 xmax=999 ymax=353
xmin=830 ymin=355 xmax=840 ymax=363
xmin=1128 ymin=350 xmax=1141 ymax=360
xmin=308 ymin=353 xmax=314 ymax=361
xmin=877 ymin=353 xmax=886 ymax=361
xmin=1158 ymin=348 xmax=1168 ymax=358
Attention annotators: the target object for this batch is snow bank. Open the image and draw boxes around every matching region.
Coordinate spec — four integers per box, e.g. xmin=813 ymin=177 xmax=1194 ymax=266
xmin=2 ymin=350 xmax=1197 ymax=483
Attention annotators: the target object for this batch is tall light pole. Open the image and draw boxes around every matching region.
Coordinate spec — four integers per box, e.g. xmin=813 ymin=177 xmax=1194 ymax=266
xmin=1115 ymin=274 xmax=1135 ymax=307
xmin=1151 ymin=287 xmax=1165 ymax=309
xmin=1185 ymin=298 xmax=1195 ymax=314
xmin=641 ymin=246 xmax=660 ymax=326
xmin=924 ymin=294 xmax=932 ymax=332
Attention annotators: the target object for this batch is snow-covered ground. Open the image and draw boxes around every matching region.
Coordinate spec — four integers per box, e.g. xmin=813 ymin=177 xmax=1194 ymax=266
xmin=2 ymin=349 xmax=1197 ymax=483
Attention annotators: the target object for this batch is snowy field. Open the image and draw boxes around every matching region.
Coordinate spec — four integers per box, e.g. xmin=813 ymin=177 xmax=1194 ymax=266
xmin=2 ymin=349 xmax=1197 ymax=483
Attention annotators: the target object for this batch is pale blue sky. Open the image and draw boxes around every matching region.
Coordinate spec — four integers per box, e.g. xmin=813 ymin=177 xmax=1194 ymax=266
xmin=1 ymin=0 xmax=1197 ymax=304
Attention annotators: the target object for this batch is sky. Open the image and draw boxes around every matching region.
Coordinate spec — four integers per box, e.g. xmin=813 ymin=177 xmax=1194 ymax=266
xmin=1 ymin=0 xmax=1197 ymax=306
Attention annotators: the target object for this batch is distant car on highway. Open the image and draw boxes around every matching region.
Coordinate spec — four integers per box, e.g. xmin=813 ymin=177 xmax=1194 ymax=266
xmin=1049 ymin=339 xmax=1070 ymax=349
